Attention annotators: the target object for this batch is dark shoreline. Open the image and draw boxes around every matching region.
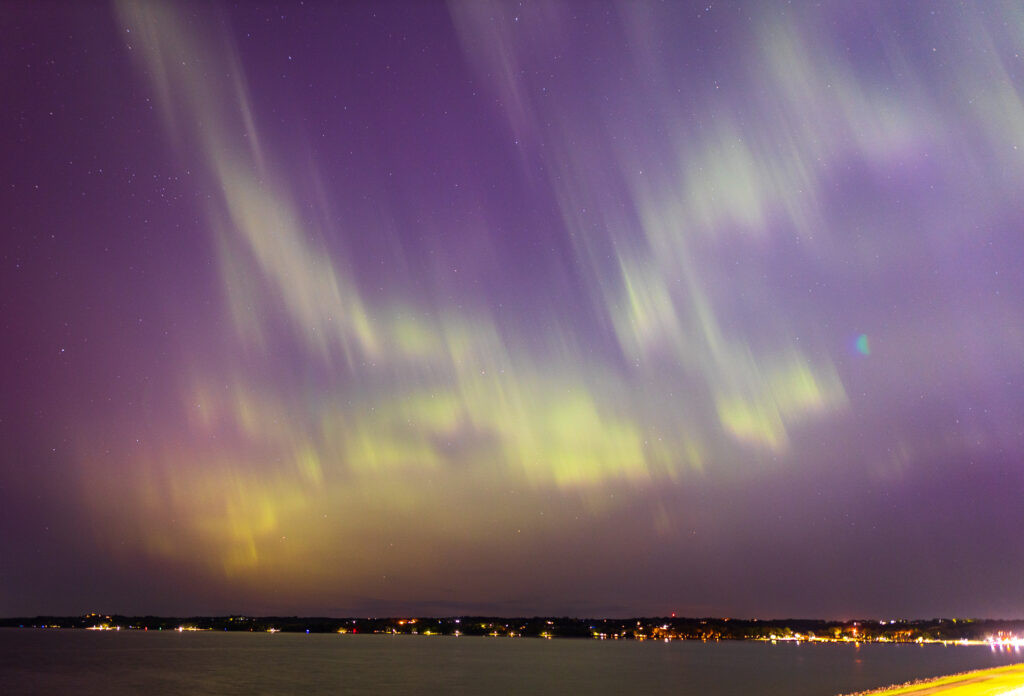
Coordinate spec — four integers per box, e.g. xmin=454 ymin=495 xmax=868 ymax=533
xmin=4 ymin=614 xmax=1023 ymax=644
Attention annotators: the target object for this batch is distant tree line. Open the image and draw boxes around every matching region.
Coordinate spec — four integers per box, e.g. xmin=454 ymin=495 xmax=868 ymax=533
xmin=2 ymin=613 xmax=1021 ymax=643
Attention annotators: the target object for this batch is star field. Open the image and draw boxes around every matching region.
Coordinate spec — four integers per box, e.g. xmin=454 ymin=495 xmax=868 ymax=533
xmin=2 ymin=0 xmax=1024 ymax=619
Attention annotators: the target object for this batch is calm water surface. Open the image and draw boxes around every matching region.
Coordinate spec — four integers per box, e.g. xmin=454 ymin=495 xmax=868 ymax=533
xmin=2 ymin=629 xmax=1022 ymax=695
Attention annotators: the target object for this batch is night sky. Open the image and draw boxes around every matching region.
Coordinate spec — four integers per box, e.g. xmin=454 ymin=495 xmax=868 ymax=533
xmin=3 ymin=0 xmax=1024 ymax=620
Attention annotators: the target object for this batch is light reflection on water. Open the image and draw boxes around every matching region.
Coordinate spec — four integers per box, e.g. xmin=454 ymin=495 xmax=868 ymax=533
xmin=0 ymin=629 xmax=1021 ymax=696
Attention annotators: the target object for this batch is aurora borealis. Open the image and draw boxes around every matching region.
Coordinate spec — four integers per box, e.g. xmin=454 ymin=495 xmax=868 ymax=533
xmin=3 ymin=0 xmax=1024 ymax=620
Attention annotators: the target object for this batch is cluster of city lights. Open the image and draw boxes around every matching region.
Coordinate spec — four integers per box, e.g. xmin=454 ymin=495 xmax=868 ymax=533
xmin=987 ymin=634 xmax=1024 ymax=649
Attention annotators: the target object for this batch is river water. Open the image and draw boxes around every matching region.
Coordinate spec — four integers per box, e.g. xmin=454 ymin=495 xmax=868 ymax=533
xmin=2 ymin=629 xmax=1021 ymax=695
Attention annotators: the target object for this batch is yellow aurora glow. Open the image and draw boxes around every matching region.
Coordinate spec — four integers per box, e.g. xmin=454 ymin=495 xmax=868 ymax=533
xmin=86 ymin=1 xmax=851 ymax=591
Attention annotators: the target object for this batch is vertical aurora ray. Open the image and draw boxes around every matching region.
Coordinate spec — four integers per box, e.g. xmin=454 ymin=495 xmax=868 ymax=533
xmin=80 ymin=0 xmax=851 ymax=595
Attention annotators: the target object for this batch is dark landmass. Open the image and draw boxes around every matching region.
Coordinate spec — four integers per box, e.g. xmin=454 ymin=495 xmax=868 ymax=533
xmin=3 ymin=614 xmax=1023 ymax=644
